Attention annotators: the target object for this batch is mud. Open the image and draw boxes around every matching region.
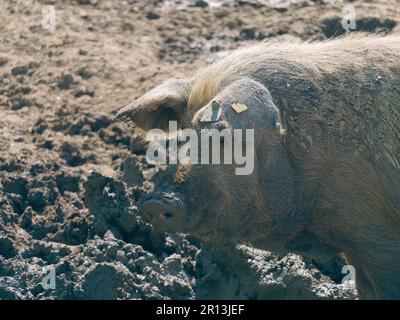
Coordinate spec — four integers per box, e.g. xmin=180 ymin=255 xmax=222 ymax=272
xmin=1 ymin=0 xmax=399 ymax=299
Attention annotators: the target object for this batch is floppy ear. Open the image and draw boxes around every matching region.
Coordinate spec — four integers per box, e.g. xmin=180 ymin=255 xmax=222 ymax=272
xmin=116 ymin=78 xmax=193 ymax=131
xmin=192 ymin=78 xmax=283 ymax=143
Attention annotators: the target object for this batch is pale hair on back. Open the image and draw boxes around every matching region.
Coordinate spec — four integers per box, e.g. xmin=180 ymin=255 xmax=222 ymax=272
xmin=188 ymin=33 xmax=400 ymax=113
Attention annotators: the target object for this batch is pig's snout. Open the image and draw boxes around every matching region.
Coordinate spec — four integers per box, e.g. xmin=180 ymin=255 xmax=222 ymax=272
xmin=141 ymin=200 xmax=183 ymax=221
xmin=138 ymin=192 xmax=186 ymax=230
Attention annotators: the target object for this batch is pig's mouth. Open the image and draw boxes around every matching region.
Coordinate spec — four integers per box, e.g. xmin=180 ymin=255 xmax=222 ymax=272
xmin=138 ymin=192 xmax=187 ymax=232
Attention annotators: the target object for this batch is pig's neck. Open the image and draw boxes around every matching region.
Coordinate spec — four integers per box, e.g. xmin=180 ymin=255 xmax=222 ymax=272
xmin=250 ymin=142 xmax=309 ymax=252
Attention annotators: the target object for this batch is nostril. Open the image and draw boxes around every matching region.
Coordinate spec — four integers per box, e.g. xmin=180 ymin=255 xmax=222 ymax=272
xmin=140 ymin=194 xmax=185 ymax=225
xmin=160 ymin=211 xmax=174 ymax=220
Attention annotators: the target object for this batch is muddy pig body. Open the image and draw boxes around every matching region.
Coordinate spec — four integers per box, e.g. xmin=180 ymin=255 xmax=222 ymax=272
xmin=118 ymin=34 xmax=400 ymax=299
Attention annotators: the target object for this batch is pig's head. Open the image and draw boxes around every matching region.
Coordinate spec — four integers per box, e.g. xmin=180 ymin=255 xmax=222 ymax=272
xmin=118 ymin=77 xmax=311 ymax=253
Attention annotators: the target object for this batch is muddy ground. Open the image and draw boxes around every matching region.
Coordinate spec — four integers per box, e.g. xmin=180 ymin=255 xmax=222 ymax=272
xmin=0 ymin=0 xmax=399 ymax=300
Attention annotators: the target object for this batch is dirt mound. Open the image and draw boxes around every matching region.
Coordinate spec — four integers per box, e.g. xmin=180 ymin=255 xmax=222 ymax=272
xmin=0 ymin=155 xmax=357 ymax=299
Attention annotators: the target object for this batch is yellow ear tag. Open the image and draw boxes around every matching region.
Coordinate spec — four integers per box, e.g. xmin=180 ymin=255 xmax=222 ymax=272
xmin=231 ymin=103 xmax=248 ymax=114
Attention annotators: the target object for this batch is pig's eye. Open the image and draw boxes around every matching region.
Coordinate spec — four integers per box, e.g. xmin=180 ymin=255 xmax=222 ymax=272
xmin=160 ymin=211 xmax=174 ymax=220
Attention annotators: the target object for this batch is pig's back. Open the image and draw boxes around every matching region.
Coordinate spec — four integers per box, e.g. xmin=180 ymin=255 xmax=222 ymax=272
xmin=190 ymin=34 xmax=400 ymax=166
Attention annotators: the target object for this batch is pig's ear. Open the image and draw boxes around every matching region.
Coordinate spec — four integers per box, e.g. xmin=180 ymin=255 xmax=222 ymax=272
xmin=192 ymin=78 xmax=283 ymax=141
xmin=116 ymin=78 xmax=193 ymax=131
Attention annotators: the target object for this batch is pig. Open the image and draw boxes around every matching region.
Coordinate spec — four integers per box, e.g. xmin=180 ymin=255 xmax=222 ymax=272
xmin=117 ymin=34 xmax=400 ymax=299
